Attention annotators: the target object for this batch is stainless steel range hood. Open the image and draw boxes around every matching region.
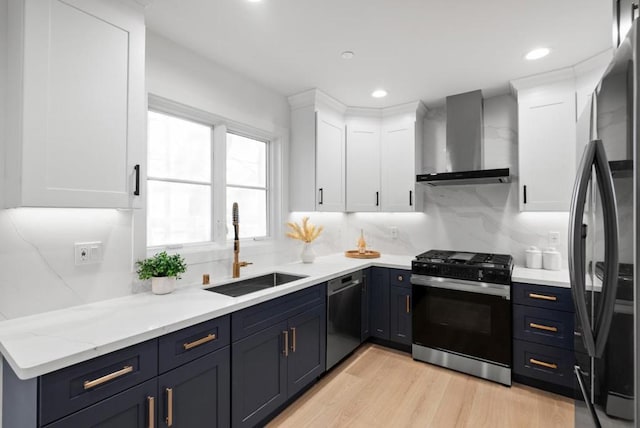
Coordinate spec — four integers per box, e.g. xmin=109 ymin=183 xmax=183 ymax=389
xmin=417 ymin=90 xmax=511 ymax=186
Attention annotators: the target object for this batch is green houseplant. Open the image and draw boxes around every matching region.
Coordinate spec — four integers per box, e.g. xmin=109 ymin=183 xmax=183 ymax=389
xmin=136 ymin=251 xmax=187 ymax=295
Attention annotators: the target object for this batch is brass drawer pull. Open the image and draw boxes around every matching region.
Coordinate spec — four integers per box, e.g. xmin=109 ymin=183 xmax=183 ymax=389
xmin=83 ymin=365 xmax=134 ymax=390
xmin=147 ymin=396 xmax=155 ymax=428
xmin=166 ymin=387 xmax=173 ymax=427
xmin=406 ymin=295 xmax=410 ymax=313
xmin=183 ymin=333 xmax=216 ymax=350
xmin=529 ymin=322 xmax=558 ymax=332
xmin=529 ymin=358 xmax=558 ymax=370
xmin=291 ymin=327 xmax=297 ymax=352
xmin=528 ymin=293 xmax=557 ymax=301
xmin=283 ymin=330 xmax=289 ymax=357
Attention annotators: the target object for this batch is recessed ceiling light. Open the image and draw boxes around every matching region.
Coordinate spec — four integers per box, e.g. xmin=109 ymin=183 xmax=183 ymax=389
xmin=371 ymin=89 xmax=388 ymax=98
xmin=247 ymin=0 xmax=262 ymax=2
xmin=525 ymin=47 xmax=550 ymax=60
xmin=341 ymin=51 xmax=355 ymax=60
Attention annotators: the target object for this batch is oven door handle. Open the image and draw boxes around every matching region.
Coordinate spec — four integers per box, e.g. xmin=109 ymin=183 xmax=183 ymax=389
xmin=411 ymin=275 xmax=510 ymax=299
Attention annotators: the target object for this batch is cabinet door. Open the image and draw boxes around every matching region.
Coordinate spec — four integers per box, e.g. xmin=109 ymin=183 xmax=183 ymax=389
xmin=389 ymin=286 xmax=412 ymax=345
xmin=10 ymin=0 xmax=144 ymax=208
xmin=158 ymin=348 xmax=230 ymax=428
xmin=346 ymin=120 xmax=381 ymax=212
xmin=44 ymin=379 xmax=157 ymax=428
xmin=380 ymin=120 xmax=418 ymax=212
xmin=287 ymin=305 xmax=326 ymax=398
xmin=369 ymin=267 xmax=390 ymax=340
xmin=232 ymin=321 xmax=288 ymax=428
xmin=316 ymin=110 xmax=345 ymax=211
xmin=518 ymin=84 xmax=576 ymax=211
xmin=361 ymin=268 xmax=371 ymax=341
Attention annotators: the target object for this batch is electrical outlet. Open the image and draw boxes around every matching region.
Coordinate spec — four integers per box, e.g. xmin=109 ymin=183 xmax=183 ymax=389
xmin=390 ymin=226 xmax=399 ymax=240
xmin=548 ymin=231 xmax=560 ymax=247
xmin=75 ymin=241 xmax=103 ymax=265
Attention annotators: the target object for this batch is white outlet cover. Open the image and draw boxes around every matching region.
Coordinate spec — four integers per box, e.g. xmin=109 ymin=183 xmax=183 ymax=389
xmin=75 ymin=241 xmax=103 ymax=265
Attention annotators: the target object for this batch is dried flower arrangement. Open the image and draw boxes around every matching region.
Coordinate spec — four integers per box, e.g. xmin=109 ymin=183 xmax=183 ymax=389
xmin=286 ymin=217 xmax=323 ymax=243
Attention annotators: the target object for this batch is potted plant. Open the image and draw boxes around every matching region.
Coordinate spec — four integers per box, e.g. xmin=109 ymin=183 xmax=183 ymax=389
xmin=136 ymin=251 xmax=187 ymax=295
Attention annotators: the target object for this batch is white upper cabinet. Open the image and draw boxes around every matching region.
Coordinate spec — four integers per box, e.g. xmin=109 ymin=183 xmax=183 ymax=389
xmin=289 ymin=90 xmax=424 ymax=213
xmin=345 ymin=116 xmax=381 ymax=212
xmin=6 ymin=0 xmax=146 ymax=208
xmin=316 ymin=110 xmax=346 ymax=211
xmin=512 ymin=70 xmax=577 ymax=211
xmin=380 ymin=108 xmax=424 ymax=212
xmin=288 ymin=90 xmax=346 ymax=212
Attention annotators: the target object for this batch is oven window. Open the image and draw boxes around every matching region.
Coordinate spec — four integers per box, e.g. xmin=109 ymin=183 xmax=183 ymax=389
xmin=428 ymin=296 xmax=491 ymax=335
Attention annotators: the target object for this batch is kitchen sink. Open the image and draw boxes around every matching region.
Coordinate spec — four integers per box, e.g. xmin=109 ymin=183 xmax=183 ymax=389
xmin=205 ymin=272 xmax=307 ymax=297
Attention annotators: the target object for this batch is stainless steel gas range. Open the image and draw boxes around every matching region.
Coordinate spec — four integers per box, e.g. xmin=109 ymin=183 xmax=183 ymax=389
xmin=411 ymin=250 xmax=514 ymax=386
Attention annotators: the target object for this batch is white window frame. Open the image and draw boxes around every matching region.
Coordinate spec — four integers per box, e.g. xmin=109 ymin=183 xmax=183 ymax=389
xmin=225 ymin=130 xmax=270 ymax=241
xmin=142 ymin=94 xmax=284 ymax=259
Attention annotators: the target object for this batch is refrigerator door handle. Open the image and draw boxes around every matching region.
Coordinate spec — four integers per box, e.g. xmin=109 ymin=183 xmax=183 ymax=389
xmin=569 ymin=140 xmax=597 ymax=356
xmin=592 ymin=140 xmax=620 ymax=358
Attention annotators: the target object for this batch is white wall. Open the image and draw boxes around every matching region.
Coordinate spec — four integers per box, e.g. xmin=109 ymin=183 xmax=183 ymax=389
xmin=288 ymin=94 xmax=570 ymax=267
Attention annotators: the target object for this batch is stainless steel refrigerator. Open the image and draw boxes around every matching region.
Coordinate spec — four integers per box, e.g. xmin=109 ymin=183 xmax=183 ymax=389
xmin=570 ymin=21 xmax=638 ymax=428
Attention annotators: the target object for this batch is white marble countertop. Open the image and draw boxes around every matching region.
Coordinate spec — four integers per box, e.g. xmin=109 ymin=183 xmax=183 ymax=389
xmin=0 ymin=254 xmax=412 ymax=380
xmin=512 ymin=265 xmax=571 ymax=288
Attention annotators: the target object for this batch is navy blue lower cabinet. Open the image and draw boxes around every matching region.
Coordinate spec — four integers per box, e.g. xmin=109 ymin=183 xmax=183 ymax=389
xmin=232 ymin=321 xmax=288 ymax=428
xmin=157 ymin=347 xmax=230 ymax=428
xmin=361 ymin=268 xmax=371 ymax=342
xmin=389 ymin=286 xmax=412 ymax=345
xmin=287 ymin=304 xmax=326 ymax=397
xmin=513 ymin=339 xmax=575 ymax=388
xmin=44 ymin=379 xmax=157 ymax=428
xmin=370 ymin=267 xmax=390 ymax=340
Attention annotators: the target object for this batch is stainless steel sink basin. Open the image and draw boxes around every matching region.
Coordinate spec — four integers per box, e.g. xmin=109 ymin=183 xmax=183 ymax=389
xmin=205 ymin=272 xmax=307 ymax=297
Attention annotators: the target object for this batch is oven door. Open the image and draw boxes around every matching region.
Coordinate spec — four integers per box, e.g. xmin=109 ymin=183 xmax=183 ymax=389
xmin=411 ymin=275 xmax=512 ymax=367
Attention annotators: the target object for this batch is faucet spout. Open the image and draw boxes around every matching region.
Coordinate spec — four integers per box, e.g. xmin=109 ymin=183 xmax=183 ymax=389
xmin=232 ymin=203 xmax=251 ymax=278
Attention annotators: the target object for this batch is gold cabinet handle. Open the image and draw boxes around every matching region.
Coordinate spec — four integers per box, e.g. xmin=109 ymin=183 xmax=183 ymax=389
xmin=183 ymin=333 xmax=216 ymax=350
xmin=166 ymin=388 xmax=173 ymax=427
xmin=529 ymin=358 xmax=558 ymax=370
xmin=529 ymin=322 xmax=558 ymax=332
xmin=528 ymin=293 xmax=557 ymax=301
xmin=406 ymin=295 xmax=410 ymax=313
xmin=291 ymin=327 xmax=296 ymax=352
xmin=147 ymin=396 xmax=155 ymax=428
xmin=83 ymin=365 xmax=133 ymax=390
xmin=283 ymin=330 xmax=289 ymax=357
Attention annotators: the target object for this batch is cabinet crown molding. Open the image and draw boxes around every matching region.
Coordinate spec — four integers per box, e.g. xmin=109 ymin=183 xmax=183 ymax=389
xmin=288 ymin=89 xmax=347 ymax=114
xmin=510 ymin=67 xmax=576 ymax=96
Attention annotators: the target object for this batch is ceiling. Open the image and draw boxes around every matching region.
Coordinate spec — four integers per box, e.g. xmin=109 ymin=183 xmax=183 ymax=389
xmin=145 ymin=0 xmax=612 ymax=108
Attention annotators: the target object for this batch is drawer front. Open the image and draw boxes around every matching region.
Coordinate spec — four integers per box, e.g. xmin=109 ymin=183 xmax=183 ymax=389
xmin=232 ymin=283 xmax=325 ymax=341
xmin=40 ymin=339 xmax=158 ymax=426
xmin=513 ymin=339 xmax=575 ymax=388
xmin=388 ymin=269 xmax=411 ymax=289
xmin=159 ymin=315 xmax=230 ymax=373
xmin=513 ymin=304 xmax=574 ymax=350
xmin=513 ymin=282 xmax=574 ymax=312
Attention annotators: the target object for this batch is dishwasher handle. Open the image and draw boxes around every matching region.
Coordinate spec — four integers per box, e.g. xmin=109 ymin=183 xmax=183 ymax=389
xmin=328 ymin=279 xmax=361 ymax=296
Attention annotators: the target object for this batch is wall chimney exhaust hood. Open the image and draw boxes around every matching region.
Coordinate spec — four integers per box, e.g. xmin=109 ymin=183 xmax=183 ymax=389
xmin=417 ymin=90 xmax=511 ymax=186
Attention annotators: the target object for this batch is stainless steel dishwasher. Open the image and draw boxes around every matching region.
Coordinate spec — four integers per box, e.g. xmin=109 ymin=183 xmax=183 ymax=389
xmin=326 ymin=270 xmax=363 ymax=370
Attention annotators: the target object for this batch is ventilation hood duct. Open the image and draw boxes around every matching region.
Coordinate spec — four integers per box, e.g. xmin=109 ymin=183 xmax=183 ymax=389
xmin=417 ymin=90 xmax=510 ymax=186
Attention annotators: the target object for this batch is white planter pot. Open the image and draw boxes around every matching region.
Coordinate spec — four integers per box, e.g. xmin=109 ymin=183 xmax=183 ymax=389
xmin=151 ymin=276 xmax=176 ymax=295
xmin=300 ymin=242 xmax=316 ymax=263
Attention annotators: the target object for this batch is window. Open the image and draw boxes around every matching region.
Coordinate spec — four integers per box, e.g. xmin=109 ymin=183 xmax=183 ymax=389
xmin=226 ymin=133 xmax=268 ymax=239
xmin=146 ymin=107 xmax=272 ymax=249
xmin=147 ymin=111 xmax=212 ymax=247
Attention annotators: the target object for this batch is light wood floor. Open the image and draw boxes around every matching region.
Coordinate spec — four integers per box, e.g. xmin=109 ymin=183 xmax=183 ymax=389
xmin=268 ymin=344 xmax=574 ymax=428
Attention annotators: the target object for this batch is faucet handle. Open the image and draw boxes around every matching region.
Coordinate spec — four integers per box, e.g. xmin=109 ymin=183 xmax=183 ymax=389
xmin=239 ymin=261 xmax=253 ymax=268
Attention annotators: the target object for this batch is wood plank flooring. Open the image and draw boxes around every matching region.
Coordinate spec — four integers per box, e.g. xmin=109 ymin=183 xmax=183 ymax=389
xmin=268 ymin=344 xmax=574 ymax=428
